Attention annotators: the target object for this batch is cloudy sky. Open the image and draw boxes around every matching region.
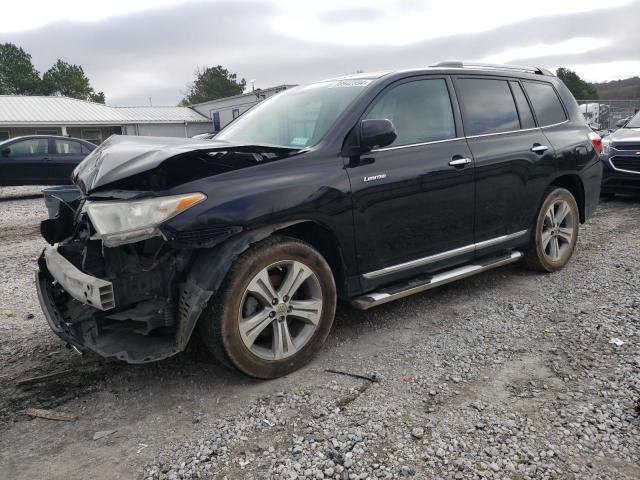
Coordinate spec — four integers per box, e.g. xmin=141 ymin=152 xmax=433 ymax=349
xmin=1 ymin=0 xmax=638 ymax=106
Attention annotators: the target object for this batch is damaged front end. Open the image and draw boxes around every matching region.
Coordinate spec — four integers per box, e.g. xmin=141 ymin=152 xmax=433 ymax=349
xmin=35 ymin=135 xmax=303 ymax=363
xmin=36 ymin=199 xmax=212 ymax=362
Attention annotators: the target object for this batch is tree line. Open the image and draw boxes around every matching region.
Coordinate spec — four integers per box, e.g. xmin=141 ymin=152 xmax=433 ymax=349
xmin=0 ymin=41 xmax=617 ymax=105
xmin=0 ymin=43 xmax=105 ymax=103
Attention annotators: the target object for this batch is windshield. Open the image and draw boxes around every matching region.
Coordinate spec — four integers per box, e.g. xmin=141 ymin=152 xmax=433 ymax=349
xmin=624 ymin=112 xmax=640 ymax=128
xmin=215 ymin=80 xmax=373 ymax=148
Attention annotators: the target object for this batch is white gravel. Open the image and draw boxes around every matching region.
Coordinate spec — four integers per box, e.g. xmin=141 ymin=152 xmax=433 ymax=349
xmin=0 ymin=191 xmax=638 ymax=480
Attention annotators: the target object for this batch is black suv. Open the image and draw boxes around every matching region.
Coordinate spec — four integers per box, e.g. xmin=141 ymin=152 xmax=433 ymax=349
xmin=600 ymin=111 xmax=640 ymax=195
xmin=36 ymin=63 xmax=602 ymax=378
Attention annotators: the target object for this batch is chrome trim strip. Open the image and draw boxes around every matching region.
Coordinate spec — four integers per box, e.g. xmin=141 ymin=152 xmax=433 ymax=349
xmin=610 ymin=156 xmax=640 ymax=175
xmin=465 ymin=126 xmax=540 ymax=140
xmin=371 ymin=136 xmax=464 ymax=153
xmin=541 ymin=119 xmax=570 ymax=129
xmin=371 ymin=122 xmax=569 ymax=149
xmin=475 ymin=230 xmax=529 ymax=249
xmin=362 ymin=229 xmax=528 ymax=279
xmin=352 ymin=251 xmax=523 ymax=310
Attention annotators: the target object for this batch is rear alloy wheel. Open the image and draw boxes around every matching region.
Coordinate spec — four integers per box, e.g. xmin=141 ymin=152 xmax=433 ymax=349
xmin=522 ymin=187 xmax=579 ymax=272
xmin=199 ymin=237 xmax=336 ymax=378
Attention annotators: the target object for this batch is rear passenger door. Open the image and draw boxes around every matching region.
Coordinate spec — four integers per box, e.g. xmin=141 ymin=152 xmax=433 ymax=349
xmin=453 ymin=76 xmax=555 ymax=256
xmin=51 ymin=138 xmax=92 ymax=184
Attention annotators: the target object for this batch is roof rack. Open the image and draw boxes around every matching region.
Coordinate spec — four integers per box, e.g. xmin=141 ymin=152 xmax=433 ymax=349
xmin=430 ymin=61 xmax=553 ymax=76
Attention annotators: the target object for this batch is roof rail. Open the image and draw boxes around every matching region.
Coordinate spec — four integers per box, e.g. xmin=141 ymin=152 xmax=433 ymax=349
xmin=430 ymin=61 xmax=554 ymax=76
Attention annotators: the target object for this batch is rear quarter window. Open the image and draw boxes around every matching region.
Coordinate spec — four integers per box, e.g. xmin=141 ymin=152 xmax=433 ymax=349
xmin=509 ymin=81 xmax=536 ymax=129
xmin=523 ymin=81 xmax=567 ymax=126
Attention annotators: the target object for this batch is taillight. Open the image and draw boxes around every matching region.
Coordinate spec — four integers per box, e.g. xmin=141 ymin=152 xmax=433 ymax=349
xmin=588 ymin=131 xmax=602 ymax=154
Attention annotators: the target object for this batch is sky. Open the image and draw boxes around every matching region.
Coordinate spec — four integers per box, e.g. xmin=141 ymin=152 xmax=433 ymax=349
xmin=1 ymin=0 xmax=638 ymax=106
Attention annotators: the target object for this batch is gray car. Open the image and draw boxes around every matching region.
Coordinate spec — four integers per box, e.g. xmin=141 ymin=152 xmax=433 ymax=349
xmin=600 ymin=112 xmax=640 ymax=196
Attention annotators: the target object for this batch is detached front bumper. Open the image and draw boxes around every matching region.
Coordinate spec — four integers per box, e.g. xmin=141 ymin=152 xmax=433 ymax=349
xmin=36 ymin=267 xmax=88 ymax=354
xmin=36 ymin=244 xmax=212 ymax=363
xmin=42 ymin=246 xmax=115 ymax=310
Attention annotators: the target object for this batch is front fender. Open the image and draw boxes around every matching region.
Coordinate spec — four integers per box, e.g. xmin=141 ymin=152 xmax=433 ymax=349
xmin=174 ymin=221 xmax=302 ymax=348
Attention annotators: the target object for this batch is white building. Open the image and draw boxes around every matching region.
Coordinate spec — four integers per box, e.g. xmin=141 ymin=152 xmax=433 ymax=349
xmin=0 ymin=96 xmax=212 ymax=144
xmin=191 ymin=85 xmax=296 ymax=132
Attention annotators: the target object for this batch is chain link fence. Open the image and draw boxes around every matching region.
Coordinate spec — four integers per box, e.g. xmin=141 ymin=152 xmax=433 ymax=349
xmin=577 ymin=99 xmax=640 ymax=131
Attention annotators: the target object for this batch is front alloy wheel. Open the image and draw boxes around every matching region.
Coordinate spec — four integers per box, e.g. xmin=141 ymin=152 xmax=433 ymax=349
xmin=199 ymin=236 xmax=336 ymax=378
xmin=239 ymin=260 xmax=323 ymax=361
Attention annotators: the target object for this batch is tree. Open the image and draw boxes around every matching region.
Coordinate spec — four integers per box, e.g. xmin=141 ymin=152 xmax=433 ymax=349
xmin=556 ymin=68 xmax=598 ymax=99
xmin=182 ymin=66 xmax=246 ymax=105
xmin=42 ymin=59 xmax=105 ymax=103
xmin=0 ymin=43 xmax=42 ymax=95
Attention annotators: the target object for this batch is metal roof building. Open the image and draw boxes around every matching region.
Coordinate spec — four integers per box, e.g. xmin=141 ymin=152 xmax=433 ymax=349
xmin=0 ymin=96 xmax=212 ymax=144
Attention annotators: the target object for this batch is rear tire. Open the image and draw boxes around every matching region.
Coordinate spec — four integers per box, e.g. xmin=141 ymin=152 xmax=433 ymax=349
xmin=198 ymin=236 xmax=336 ymax=379
xmin=521 ymin=187 xmax=579 ymax=272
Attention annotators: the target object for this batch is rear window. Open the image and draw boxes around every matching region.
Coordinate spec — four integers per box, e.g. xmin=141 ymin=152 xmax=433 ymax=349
xmin=523 ymin=81 xmax=567 ymax=126
xmin=456 ymin=78 xmax=520 ymax=136
xmin=55 ymin=139 xmax=83 ymax=155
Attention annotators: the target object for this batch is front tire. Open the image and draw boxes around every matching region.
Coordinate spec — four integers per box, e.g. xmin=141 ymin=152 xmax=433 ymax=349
xmin=199 ymin=236 xmax=336 ymax=379
xmin=521 ymin=187 xmax=579 ymax=272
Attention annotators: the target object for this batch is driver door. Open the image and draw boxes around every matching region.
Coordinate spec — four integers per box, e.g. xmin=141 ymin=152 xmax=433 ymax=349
xmin=346 ymin=76 xmax=476 ymax=287
xmin=0 ymin=137 xmax=51 ymax=185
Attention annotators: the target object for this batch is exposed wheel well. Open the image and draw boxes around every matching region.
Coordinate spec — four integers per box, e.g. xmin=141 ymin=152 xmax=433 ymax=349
xmin=550 ymin=174 xmax=585 ymax=223
xmin=274 ymin=222 xmax=346 ymax=297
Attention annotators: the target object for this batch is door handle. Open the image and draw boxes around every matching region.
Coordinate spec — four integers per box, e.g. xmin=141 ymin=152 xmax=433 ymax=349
xmin=531 ymin=144 xmax=549 ymax=153
xmin=448 ymin=157 xmax=472 ymax=168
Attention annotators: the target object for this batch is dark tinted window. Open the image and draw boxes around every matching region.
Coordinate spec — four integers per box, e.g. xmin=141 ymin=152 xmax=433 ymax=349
xmin=456 ymin=79 xmax=519 ymax=135
xmin=523 ymin=81 xmax=566 ymax=126
xmin=365 ymin=79 xmax=455 ymax=146
xmin=212 ymin=112 xmax=221 ymax=131
xmin=81 ymin=144 xmax=93 ymax=154
xmin=509 ymin=81 xmax=536 ymax=129
xmin=7 ymin=138 xmax=48 ymax=156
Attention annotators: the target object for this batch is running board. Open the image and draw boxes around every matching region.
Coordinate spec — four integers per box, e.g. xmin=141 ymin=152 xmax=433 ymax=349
xmin=350 ymin=251 xmax=522 ymax=310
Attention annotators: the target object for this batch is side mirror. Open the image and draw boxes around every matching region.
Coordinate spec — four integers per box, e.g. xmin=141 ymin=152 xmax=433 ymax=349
xmin=616 ymin=118 xmax=628 ymax=128
xmin=1 ymin=147 xmax=10 ymax=156
xmin=360 ymin=119 xmax=397 ymax=151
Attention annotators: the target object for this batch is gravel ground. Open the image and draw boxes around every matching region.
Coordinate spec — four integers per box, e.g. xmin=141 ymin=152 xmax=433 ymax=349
xmin=0 ymin=188 xmax=638 ymax=480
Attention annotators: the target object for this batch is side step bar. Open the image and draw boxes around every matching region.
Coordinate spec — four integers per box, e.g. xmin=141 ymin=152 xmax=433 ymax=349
xmin=350 ymin=251 xmax=522 ymax=310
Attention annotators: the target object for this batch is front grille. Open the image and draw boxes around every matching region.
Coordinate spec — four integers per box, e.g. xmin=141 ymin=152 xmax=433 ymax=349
xmin=611 ymin=156 xmax=640 ymax=173
xmin=613 ymin=143 xmax=640 ymax=151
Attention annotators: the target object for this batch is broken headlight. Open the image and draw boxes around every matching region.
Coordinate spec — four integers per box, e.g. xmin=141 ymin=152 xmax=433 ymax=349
xmin=85 ymin=193 xmax=206 ymax=247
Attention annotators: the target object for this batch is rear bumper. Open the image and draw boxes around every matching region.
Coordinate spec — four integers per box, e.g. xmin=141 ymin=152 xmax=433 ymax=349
xmin=582 ymin=159 xmax=603 ymax=220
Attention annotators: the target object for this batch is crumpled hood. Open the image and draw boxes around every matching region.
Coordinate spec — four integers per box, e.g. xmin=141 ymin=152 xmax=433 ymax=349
xmin=609 ymin=127 xmax=640 ymax=143
xmin=73 ymin=135 xmax=299 ymax=193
